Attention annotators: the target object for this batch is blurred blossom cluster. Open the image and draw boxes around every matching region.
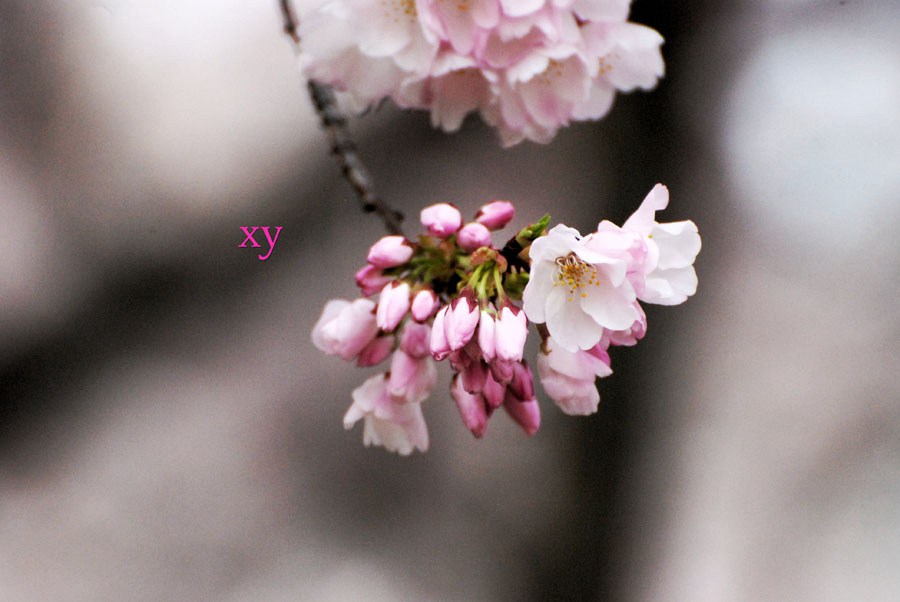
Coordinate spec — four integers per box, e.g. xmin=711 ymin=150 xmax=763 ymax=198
xmin=299 ymin=0 xmax=664 ymax=145
xmin=312 ymin=185 xmax=700 ymax=454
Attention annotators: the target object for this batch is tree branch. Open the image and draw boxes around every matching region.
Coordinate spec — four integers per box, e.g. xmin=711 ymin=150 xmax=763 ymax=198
xmin=277 ymin=0 xmax=405 ymax=236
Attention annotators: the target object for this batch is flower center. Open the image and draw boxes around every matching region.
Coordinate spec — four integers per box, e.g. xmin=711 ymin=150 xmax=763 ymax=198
xmin=383 ymin=0 xmax=417 ymax=20
xmin=552 ymin=254 xmax=600 ymax=302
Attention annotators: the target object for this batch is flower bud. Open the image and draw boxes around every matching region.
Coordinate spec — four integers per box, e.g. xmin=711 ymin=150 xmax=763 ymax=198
xmin=420 ymin=203 xmax=462 ymax=237
xmin=410 ymin=289 xmax=439 ymax=322
xmin=355 ymin=264 xmax=392 ymax=297
xmin=311 ymin=298 xmax=379 ymax=360
xmin=429 ymin=305 xmax=451 ymax=361
xmin=482 ymin=369 xmax=506 ymax=410
xmin=503 ymin=395 xmax=541 ymax=436
xmin=356 ymin=335 xmax=394 ymax=367
xmin=475 ymin=200 xmax=515 ymax=230
xmin=451 ymin=375 xmax=488 ymax=438
xmin=456 ymin=222 xmax=492 ymax=252
xmin=444 ymin=292 xmax=479 ymax=351
xmin=376 ymin=281 xmax=410 ymax=332
xmin=400 ymin=321 xmax=431 ymax=359
xmin=367 ymin=235 xmax=414 ymax=268
xmin=477 ymin=309 xmax=496 ymax=362
xmin=494 ymin=304 xmax=527 ymax=362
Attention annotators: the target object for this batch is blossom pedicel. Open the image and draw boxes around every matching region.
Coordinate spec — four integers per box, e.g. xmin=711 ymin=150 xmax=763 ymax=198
xmin=312 ymin=186 xmax=700 ymax=454
xmin=299 ymin=0 xmax=665 ymax=146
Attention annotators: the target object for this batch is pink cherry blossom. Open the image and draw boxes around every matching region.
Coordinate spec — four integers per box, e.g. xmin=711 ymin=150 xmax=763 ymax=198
xmin=343 ymin=374 xmax=429 ymax=455
xmin=311 ymin=298 xmax=379 ymax=360
xmin=621 ymin=184 xmax=701 ymax=306
xmin=376 ymin=281 xmax=411 ymax=331
xmin=522 ymin=224 xmax=638 ymax=352
xmin=299 ymin=0 xmax=665 ymax=145
xmin=367 ymin=235 xmax=413 ymax=268
xmin=420 ymin=202 xmax=462 ymax=237
xmin=537 ymin=336 xmax=611 ymax=415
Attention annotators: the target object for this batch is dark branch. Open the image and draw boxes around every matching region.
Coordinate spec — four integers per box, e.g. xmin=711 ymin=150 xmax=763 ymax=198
xmin=277 ymin=0 xmax=405 ymax=236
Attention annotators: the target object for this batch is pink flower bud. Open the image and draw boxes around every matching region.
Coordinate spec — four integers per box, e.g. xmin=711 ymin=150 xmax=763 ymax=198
xmin=460 ymin=359 xmax=487 ymax=394
xmin=356 ymin=335 xmax=394 ymax=367
xmin=482 ymin=369 xmax=506 ymax=410
xmin=355 ymin=264 xmax=392 ymax=297
xmin=494 ymin=305 xmax=528 ymax=362
xmin=411 ymin=289 xmax=439 ymax=322
xmin=507 ymin=360 xmax=535 ymax=403
xmin=311 ymin=298 xmax=379 ymax=360
xmin=388 ymin=349 xmax=437 ymax=404
xmin=456 ymin=222 xmax=492 ymax=252
xmin=475 ymin=200 xmax=515 ymax=230
xmin=444 ymin=292 xmax=479 ymax=351
xmin=503 ymin=395 xmax=541 ymax=436
xmin=451 ymin=375 xmax=488 ymax=438
xmin=429 ymin=305 xmax=451 ymax=360
xmin=420 ymin=203 xmax=462 ymax=237
xmin=477 ymin=309 xmax=496 ymax=362
xmin=367 ymin=235 xmax=413 ymax=268
xmin=400 ymin=321 xmax=431 ymax=359
xmin=376 ymin=281 xmax=410 ymax=332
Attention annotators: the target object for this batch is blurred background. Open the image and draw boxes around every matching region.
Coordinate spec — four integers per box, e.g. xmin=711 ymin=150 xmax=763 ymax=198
xmin=1 ymin=0 xmax=899 ymax=600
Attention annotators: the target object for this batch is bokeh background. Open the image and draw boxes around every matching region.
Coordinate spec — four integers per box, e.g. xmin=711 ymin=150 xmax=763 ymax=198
xmin=2 ymin=1 xmax=899 ymax=600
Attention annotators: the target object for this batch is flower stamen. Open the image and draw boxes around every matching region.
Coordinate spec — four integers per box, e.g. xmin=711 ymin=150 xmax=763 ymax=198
xmin=552 ymin=253 xmax=600 ymax=302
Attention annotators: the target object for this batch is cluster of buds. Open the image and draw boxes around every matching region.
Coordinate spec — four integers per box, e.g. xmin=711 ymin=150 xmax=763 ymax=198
xmin=312 ymin=185 xmax=700 ymax=454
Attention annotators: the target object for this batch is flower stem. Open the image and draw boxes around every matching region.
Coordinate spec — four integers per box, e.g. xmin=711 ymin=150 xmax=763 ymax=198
xmin=277 ymin=0 xmax=405 ymax=237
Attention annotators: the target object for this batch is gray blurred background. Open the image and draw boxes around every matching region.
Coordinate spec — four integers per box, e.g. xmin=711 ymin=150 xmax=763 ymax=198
xmin=1 ymin=1 xmax=899 ymax=600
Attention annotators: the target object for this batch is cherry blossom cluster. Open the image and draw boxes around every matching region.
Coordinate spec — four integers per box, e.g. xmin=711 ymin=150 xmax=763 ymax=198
xmin=312 ymin=185 xmax=700 ymax=454
xmin=299 ymin=0 xmax=664 ymax=146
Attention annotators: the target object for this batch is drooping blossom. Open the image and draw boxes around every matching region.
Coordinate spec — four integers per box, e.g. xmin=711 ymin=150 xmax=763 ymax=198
xmin=343 ymin=374 xmax=429 ymax=455
xmin=299 ymin=0 xmax=665 ymax=145
xmin=537 ymin=336 xmax=612 ymax=415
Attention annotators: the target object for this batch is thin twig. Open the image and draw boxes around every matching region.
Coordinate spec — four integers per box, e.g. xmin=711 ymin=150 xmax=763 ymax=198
xmin=277 ymin=0 xmax=405 ymax=236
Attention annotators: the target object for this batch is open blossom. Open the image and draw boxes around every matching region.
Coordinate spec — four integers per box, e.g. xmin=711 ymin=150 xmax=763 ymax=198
xmin=344 ymin=374 xmax=429 ymax=455
xmin=621 ymin=184 xmax=701 ymax=305
xmin=538 ymin=336 xmax=612 ymax=415
xmin=522 ymin=224 xmax=638 ymax=352
xmin=299 ymin=0 xmax=664 ymax=145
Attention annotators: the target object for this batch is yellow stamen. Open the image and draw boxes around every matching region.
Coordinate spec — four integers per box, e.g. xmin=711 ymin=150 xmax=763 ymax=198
xmin=552 ymin=253 xmax=601 ymax=302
